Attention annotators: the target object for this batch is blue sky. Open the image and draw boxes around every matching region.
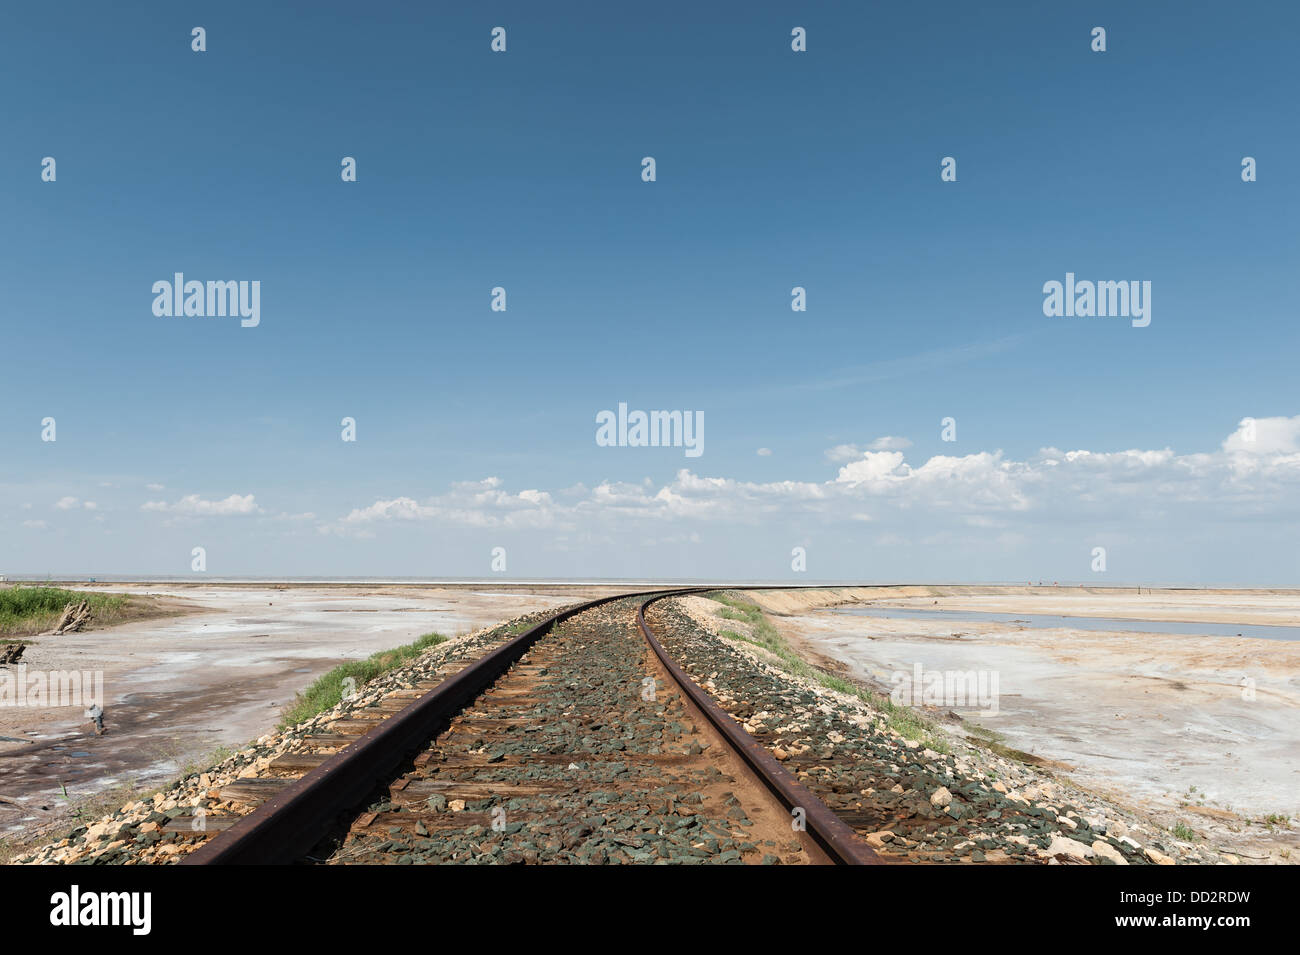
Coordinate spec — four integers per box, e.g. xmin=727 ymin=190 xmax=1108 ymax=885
xmin=2 ymin=1 xmax=1298 ymax=583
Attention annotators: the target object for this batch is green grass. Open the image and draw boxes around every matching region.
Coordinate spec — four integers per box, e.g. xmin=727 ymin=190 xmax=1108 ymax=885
xmin=707 ymin=592 xmax=947 ymax=751
xmin=1172 ymin=822 xmax=1197 ymax=841
xmin=277 ymin=631 xmax=448 ymax=729
xmin=0 ymin=586 xmax=129 ymax=636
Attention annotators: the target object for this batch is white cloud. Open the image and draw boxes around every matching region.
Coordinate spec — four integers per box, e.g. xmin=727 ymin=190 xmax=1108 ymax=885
xmin=328 ymin=419 xmax=1300 ymax=541
xmin=826 ymin=436 xmax=912 ymax=462
xmin=22 ymin=519 xmax=47 ymax=529
xmin=1222 ymin=415 xmax=1300 ymax=454
xmin=825 ymin=444 xmax=862 ymax=463
xmin=334 ymin=480 xmax=558 ymax=533
xmin=142 ymin=493 xmax=260 ymax=515
xmin=756 ymin=447 xmax=772 ymax=456
xmin=834 ymin=450 xmax=910 ymax=485
xmin=341 ymin=497 xmax=435 ymax=522
xmin=54 ymin=497 xmax=98 ymax=511
xmin=869 ymin=435 xmax=913 ymax=451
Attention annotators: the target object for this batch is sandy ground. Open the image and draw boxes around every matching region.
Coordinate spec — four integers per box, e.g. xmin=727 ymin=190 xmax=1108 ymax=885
xmin=0 ymin=583 xmax=613 ymax=832
xmin=875 ymin=588 xmax=1300 ymax=626
xmin=764 ymin=588 xmax=1300 ymax=861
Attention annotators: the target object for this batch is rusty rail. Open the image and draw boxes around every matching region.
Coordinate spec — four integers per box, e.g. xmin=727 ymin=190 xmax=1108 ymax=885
xmin=183 ymin=589 xmax=683 ymax=864
xmin=637 ymin=592 xmax=882 ymax=865
xmin=186 ymin=584 xmax=884 ymax=865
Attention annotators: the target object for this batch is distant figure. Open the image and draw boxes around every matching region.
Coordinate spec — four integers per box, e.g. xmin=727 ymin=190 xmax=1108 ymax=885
xmin=86 ymin=704 xmax=105 ymax=735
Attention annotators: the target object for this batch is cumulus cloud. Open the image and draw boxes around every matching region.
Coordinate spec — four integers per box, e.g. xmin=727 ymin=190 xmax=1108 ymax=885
xmin=756 ymin=448 xmax=772 ymax=456
xmin=826 ymin=436 xmax=912 ymax=462
xmin=1221 ymin=415 xmax=1300 ymax=454
xmin=54 ymin=497 xmax=97 ymax=511
xmin=333 ymin=479 xmax=557 ymax=533
xmin=825 ymin=444 xmax=862 ymax=463
xmin=142 ymin=493 xmax=260 ymax=515
xmin=327 ymin=419 xmax=1300 ymax=540
xmin=869 ymin=435 xmax=913 ymax=451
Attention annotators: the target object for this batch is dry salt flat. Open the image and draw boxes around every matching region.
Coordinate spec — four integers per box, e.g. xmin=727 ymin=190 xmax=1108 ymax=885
xmin=768 ymin=588 xmax=1300 ymax=863
xmin=0 ymin=583 xmax=579 ymax=834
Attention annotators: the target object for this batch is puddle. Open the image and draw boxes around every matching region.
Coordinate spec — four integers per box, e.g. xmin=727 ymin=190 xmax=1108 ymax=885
xmin=833 ymin=606 xmax=1300 ymax=641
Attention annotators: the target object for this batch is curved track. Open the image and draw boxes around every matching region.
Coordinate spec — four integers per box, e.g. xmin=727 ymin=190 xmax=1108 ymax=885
xmin=183 ymin=587 xmax=881 ymax=865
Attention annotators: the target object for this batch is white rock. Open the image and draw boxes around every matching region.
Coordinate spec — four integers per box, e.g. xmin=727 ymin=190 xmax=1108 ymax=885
xmin=1091 ymin=840 xmax=1128 ymax=865
xmin=930 ymin=786 xmax=953 ymax=808
xmin=1044 ymin=835 xmax=1094 ymax=860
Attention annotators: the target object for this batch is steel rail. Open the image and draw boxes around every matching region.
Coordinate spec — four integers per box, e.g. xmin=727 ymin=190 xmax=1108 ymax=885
xmin=185 ymin=584 xmax=884 ymax=865
xmin=183 ymin=588 xmax=688 ymax=864
xmin=636 ymin=591 xmax=882 ymax=865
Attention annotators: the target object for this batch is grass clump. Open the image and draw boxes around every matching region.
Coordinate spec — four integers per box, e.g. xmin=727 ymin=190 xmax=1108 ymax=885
xmin=278 ymin=631 xmax=448 ymax=729
xmin=0 ymin=586 xmax=128 ymax=636
xmin=707 ymin=592 xmax=947 ymax=752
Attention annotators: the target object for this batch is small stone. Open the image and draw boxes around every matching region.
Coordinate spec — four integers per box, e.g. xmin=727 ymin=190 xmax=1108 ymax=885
xmin=1144 ymin=846 xmax=1175 ymax=865
xmin=930 ymin=786 xmax=953 ymax=808
xmin=1091 ymin=840 xmax=1128 ymax=865
xmin=1043 ymin=835 xmax=1094 ymax=860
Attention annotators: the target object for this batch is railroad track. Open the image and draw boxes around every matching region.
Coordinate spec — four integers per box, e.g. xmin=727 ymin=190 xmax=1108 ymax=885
xmin=182 ymin=588 xmax=881 ymax=865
